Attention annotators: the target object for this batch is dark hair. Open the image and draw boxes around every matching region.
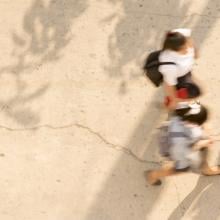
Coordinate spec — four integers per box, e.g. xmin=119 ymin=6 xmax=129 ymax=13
xmin=163 ymin=32 xmax=187 ymax=51
xmin=175 ymin=105 xmax=208 ymax=125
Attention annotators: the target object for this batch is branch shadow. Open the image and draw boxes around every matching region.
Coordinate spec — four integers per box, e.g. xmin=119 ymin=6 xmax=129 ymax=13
xmin=0 ymin=0 xmax=88 ymax=126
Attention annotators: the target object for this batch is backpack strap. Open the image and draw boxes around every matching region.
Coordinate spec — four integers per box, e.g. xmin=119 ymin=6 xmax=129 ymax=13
xmin=146 ymin=61 xmax=176 ymax=68
xmin=170 ymin=131 xmax=188 ymax=138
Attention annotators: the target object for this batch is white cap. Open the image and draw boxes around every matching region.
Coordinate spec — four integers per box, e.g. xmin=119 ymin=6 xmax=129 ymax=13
xmin=186 ymin=102 xmax=201 ymax=115
xmin=176 ymin=101 xmax=189 ymax=109
xmin=176 ymin=101 xmax=201 ymax=115
xmin=171 ymin=28 xmax=191 ymax=37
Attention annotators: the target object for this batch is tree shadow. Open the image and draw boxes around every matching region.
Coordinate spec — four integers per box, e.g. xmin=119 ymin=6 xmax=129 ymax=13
xmin=0 ymin=0 xmax=88 ymax=126
xmin=85 ymin=0 xmax=220 ymax=219
xmin=168 ymin=175 xmax=220 ymax=220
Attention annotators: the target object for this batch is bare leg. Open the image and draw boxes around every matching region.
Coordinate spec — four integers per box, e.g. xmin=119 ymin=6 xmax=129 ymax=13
xmin=145 ymin=165 xmax=178 ymax=185
xmin=200 ymin=148 xmax=220 ymax=176
xmin=146 ymin=147 xmax=220 ymax=186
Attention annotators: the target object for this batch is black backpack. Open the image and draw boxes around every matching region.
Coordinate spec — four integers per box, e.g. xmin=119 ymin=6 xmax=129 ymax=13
xmin=143 ymin=50 xmax=176 ymax=87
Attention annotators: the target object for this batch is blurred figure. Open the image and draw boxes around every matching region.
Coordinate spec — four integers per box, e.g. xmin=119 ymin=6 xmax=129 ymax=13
xmin=145 ymin=103 xmax=220 ymax=186
xmin=160 ymin=28 xmax=201 ymax=109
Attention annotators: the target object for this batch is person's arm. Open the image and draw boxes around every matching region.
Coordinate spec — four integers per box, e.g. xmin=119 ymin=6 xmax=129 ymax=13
xmin=164 ymin=82 xmax=178 ymax=109
xmin=187 ymin=37 xmax=199 ymax=59
xmin=193 ymin=138 xmax=213 ymax=151
xmin=161 ymin=65 xmax=179 ymax=109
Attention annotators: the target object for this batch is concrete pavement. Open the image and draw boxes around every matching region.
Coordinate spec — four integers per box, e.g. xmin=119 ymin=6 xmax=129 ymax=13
xmin=0 ymin=0 xmax=220 ymax=219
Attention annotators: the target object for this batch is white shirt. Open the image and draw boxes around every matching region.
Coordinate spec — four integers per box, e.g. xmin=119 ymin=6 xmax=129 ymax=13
xmin=159 ymin=48 xmax=195 ymax=85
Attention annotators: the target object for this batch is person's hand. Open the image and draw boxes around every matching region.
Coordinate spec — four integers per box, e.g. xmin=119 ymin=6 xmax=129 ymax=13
xmin=194 ymin=138 xmax=213 ymax=150
xmin=208 ymin=137 xmax=214 ymax=145
xmin=168 ymin=98 xmax=178 ymax=110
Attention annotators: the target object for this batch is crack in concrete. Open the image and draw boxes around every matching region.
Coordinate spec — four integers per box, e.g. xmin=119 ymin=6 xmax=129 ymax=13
xmin=0 ymin=123 xmax=159 ymax=165
xmin=0 ymin=124 xmax=76 ymax=131
xmin=75 ymin=123 xmax=160 ymax=165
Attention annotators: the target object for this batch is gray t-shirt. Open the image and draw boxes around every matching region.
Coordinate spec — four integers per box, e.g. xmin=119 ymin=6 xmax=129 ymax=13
xmin=169 ymin=116 xmax=203 ymax=170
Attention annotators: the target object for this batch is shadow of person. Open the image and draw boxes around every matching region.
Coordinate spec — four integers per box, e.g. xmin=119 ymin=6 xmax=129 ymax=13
xmin=84 ymin=89 xmax=170 ymax=220
xmin=168 ymin=175 xmax=220 ymax=220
